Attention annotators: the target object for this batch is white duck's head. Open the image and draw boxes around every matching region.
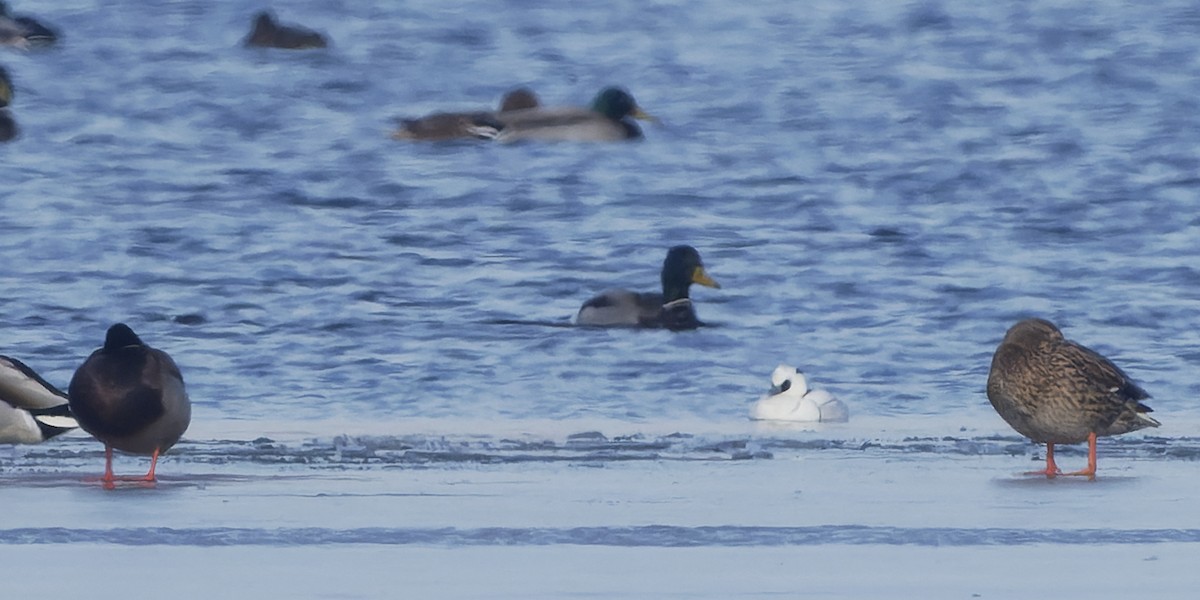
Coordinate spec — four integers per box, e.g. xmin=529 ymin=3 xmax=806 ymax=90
xmin=768 ymin=364 xmax=809 ymax=397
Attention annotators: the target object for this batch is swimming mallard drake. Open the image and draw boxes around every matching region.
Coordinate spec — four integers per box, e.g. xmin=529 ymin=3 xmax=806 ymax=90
xmin=0 ymin=65 xmax=16 ymax=141
xmin=392 ymin=87 xmax=541 ymax=141
xmin=494 ymin=86 xmax=657 ymax=142
xmin=0 ymin=2 xmax=57 ymax=48
xmin=750 ymin=365 xmax=849 ymax=423
xmin=68 ymin=324 xmax=191 ymax=488
xmin=986 ymin=318 xmax=1159 ymax=480
xmin=576 ymin=245 xmax=720 ymax=331
xmin=0 ymin=355 xmax=77 ymax=444
xmin=243 ymin=10 xmax=327 ymax=49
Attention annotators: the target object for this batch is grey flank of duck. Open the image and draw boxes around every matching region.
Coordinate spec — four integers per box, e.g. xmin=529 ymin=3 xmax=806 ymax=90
xmin=986 ymin=318 xmax=1159 ymax=480
xmin=68 ymin=323 xmax=191 ymax=489
xmin=494 ymin=86 xmax=658 ymax=142
xmin=576 ymin=245 xmax=720 ymax=331
xmin=392 ymin=87 xmax=542 ymax=141
xmin=0 ymin=65 xmax=15 ymax=141
xmin=0 ymin=355 xmax=77 ymax=444
xmin=0 ymin=2 xmax=58 ymax=48
xmin=243 ymin=10 xmax=327 ymax=49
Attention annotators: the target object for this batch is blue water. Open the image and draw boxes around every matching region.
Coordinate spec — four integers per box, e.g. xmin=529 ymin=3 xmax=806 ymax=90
xmin=4 ymin=0 xmax=1198 ymax=428
xmin=3 ymin=2 xmax=1200 ymax=579
xmin=8 ymin=525 xmax=1200 ymax=547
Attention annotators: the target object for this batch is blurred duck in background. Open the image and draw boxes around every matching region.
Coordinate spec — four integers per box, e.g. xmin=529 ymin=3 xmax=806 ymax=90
xmin=392 ymin=87 xmax=540 ymax=141
xmin=0 ymin=2 xmax=58 ymax=48
xmin=0 ymin=65 xmax=17 ymax=141
xmin=494 ymin=86 xmax=658 ymax=142
xmin=243 ymin=10 xmax=327 ymax=49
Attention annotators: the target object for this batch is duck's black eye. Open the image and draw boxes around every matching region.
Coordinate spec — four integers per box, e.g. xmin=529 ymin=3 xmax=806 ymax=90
xmin=779 ymin=380 xmax=791 ymax=393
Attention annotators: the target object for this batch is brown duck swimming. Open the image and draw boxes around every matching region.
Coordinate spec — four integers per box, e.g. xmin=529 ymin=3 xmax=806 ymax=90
xmin=68 ymin=323 xmax=191 ymax=489
xmin=576 ymin=245 xmax=720 ymax=331
xmin=391 ymin=87 xmax=540 ymax=141
xmin=243 ymin=10 xmax=327 ymax=49
xmin=986 ymin=318 xmax=1159 ymax=480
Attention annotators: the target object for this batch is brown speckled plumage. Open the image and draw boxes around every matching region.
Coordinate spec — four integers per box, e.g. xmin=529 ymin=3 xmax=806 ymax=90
xmin=986 ymin=318 xmax=1158 ymax=477
xmin=392 ymin=88 xmax=540 ymax=141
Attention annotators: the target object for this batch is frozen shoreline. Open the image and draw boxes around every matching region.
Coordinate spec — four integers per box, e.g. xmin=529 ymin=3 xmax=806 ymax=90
xmin=5 ymin=543 xmax=1199 ymax=599
xmin=5 ymin=421 xmax=1198 ymax=599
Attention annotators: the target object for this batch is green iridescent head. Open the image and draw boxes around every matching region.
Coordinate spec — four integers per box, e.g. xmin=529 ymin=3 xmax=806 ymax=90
xmin=590 ymin=87 xmax=657 ymax=122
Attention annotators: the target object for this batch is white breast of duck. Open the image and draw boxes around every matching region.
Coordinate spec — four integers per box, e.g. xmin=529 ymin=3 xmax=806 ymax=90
xmin=0 ymin=355 xmax=78 ymax=443
xmin=750 ymin=364 xmax=849 ymax=423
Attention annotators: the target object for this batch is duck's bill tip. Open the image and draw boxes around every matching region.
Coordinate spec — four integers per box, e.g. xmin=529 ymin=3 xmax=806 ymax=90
xmin=692 ymin=267 xmax=721 ymax=288
xmin=631 ymin=107 xmax=660 ymax=123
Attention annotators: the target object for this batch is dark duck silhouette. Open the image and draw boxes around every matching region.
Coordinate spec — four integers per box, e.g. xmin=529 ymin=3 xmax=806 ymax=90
xmin=69 ymin=324 xmax=191 ymax=489
xmin=243 ymin=10 xmax=327 ymax=49
xmin=0 ymin=2 xmax=58 ymax=48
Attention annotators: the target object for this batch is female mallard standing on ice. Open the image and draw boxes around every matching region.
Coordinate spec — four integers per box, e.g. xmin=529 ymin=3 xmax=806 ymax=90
xmin=986 ymin=318 xmax=1159 ymax=480
xmin=576 ymin=245 xmax=720 ymax=331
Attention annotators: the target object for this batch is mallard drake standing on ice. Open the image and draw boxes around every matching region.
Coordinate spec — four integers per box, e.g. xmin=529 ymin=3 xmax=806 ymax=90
xmin=69 ymin=324 xmax=191 ymax=489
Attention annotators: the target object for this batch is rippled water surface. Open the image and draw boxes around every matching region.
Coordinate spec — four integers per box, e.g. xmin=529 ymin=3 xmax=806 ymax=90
xmin=3 ymin=0 xmax=1200 ymax=596
xmin=5 ymin=0 xmax=1200 ymax=424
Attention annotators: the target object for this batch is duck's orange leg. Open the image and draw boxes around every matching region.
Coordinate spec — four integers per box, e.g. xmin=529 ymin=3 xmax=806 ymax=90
xmin=93 ymin=447 xmax=161 ymax=487
xmin=1025 ymin=442 xmax=1062 ymax=478
xmin=114 ymin=448 xmax=160 ymax=483
xmin=1063 ymin=432 xmax=1098 ymax=480
xmin=83 ymin=446 xmax=118 ymax=488
xmin=142 ymin=448 xmax=161 ymax=482
xmin=101 ymin=445 xmax=116 ymax=490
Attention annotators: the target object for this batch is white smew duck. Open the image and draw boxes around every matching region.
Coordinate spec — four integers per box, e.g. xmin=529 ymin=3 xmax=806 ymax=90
xmin=750 ymin=364 xmax=849 ymax=423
